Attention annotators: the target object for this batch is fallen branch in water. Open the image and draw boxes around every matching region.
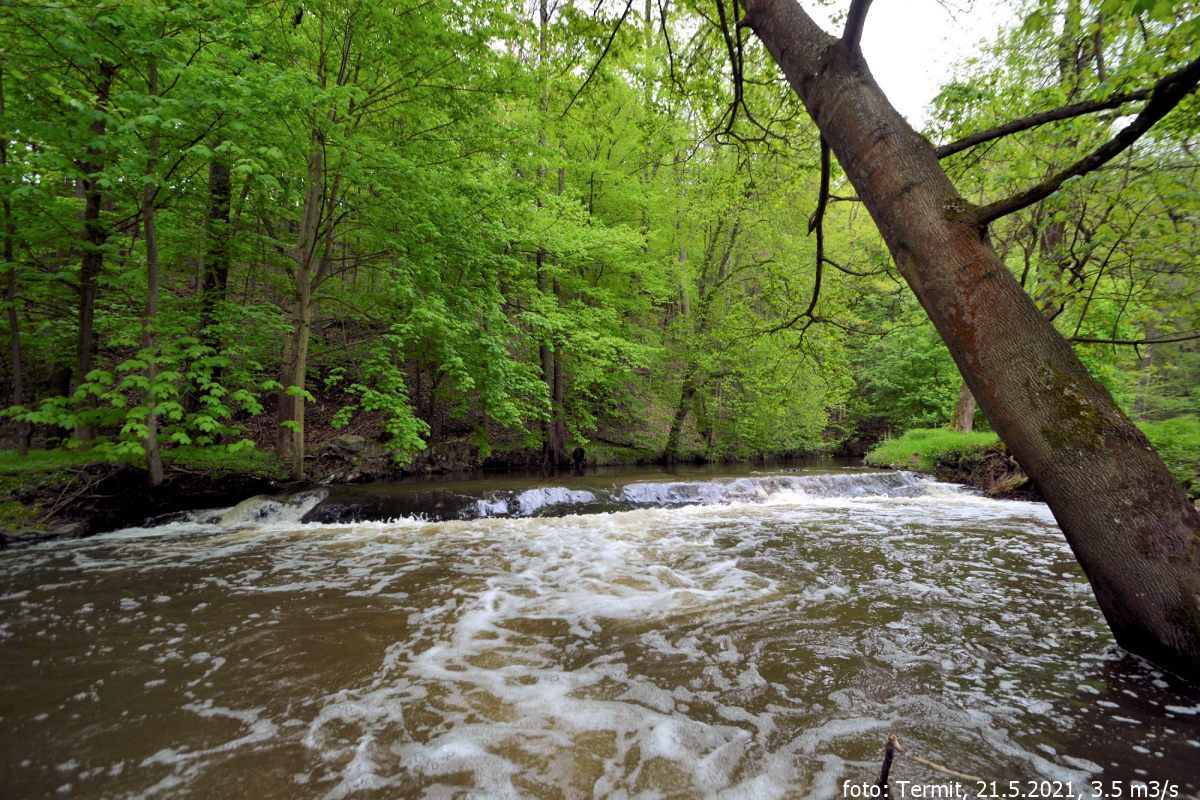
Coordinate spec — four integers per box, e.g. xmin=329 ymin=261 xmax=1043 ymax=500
xmin=39 ymin=467 xmax=103 ymax=523
xmin=875 ymin=734 xmax=896 ymax=797
xmin=874 ymin=734 xmax=984 ymax=795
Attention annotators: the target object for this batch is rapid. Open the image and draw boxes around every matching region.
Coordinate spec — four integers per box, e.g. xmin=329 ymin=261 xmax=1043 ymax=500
xmin=2 ymin=465 xmax=1198 ymax=799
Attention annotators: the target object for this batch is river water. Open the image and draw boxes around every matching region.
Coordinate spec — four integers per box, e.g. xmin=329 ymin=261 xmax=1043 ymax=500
xmin=2 ymin=466 xmax=1198 ymax=799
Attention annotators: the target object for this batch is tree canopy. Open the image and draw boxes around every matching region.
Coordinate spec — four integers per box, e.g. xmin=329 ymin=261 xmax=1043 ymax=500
xmin=0 ymin=0 xmax=1195 ymax=501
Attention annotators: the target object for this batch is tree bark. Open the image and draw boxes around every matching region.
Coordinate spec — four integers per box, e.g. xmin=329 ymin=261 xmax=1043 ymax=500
xmin=278 ymin=132 xmax=326 ymax=481
xmin=950 ymin=380 xmax=976 ymax=433
xmin=3 ymin=223 xmax=24 ymax=456
xmin=141 ymin=60 xmax=163 ymax=487
xmin=73 ymin=61 xmax=117 ymax=443
xmin=278 ymin=294 xmax=313 ymax=480
xmin=664 ymin=374 xmax=697 ymax=463
xmin=198 ymin=159 xmax=232 ymax=352
xmin=0 ymin=67 xmax=28 ymax=455
xmin=183 ymin=158 xmax=233 ymax=418
xmin=741 ymin=0 xmax=1200 ymax=677
xmin=537 ymin=262 xmax=567 ymax=468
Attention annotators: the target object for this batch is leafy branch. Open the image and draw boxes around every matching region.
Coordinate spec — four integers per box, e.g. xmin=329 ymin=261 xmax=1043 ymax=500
xmin=974 ymin=55 xmax=1200 ymax=225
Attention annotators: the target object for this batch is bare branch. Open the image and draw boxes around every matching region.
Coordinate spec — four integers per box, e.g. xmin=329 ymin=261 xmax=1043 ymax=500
xmin=762 ymin=139 xmax=832 ymax=339
xmin=975 ymin=55 xmax=1200 ymax=225
xmin=842 ymin=0 xmax=873 ymax=52
xmin=1071 ymin=330 xmax=1200 ymax=346
xmin=807 ymin=138 xmax=830 ymax=235
xmin=827 ymin=258 xmax=890 ymax=277
xmin=559 ymin=0 xmax=636 ymax=118
xmin=802 ymin=138 xmax=831 ymax=320
xmin=935 ymin=87 xmax=1152 ymax=159
xmin=657 ymin=0 xmax=686 ymax=96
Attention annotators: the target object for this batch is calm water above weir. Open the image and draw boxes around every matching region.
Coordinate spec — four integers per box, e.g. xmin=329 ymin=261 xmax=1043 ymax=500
xmin=3 ymin=465 xmax=1199 ymax=799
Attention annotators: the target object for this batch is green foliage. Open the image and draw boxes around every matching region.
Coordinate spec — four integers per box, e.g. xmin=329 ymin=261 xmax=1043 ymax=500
xmin=0 ymin=448 xmax=104 ymax=475
xmin=3 ymin=332 xmax=261 ymax=458
xmin=866 ymin=422 xmax=1199 ymax=501
xmin=338 ymin=340 xmax=432 ymax=465
xmin=1138 ymin=417 xmax=1200 ymax=499
xmin=846 ymin=296 xmax=964 ymax=432
xmin=864 ymin=429 xmax=1002 ymax=472
xmin=922 ymin=0 xmax=1200 ymax=466
xmin=0 ymin=0 xmax=1195 ymax=485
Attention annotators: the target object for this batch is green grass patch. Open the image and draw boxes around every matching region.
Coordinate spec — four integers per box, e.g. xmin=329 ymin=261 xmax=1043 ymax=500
xmin=864 ymin=428 xmax=1001 ymax=472
xmin=161 ymin=444 xmax=287 ymax=479
xmin=0 ymin=443 xmax=284 ymax=479
xmin=866 ymin=420 xmax=1200 ymax=501
xmin=1138 ymin=417 xmax=1200 ymax=500
xmin=0 ymin=448 xmax=121 ymax=475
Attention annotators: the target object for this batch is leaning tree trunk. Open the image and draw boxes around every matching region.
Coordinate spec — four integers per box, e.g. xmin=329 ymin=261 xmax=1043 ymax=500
xmin=742 ymin=0 xmax=1200 ymax=677
xmin=663 ymin=372 xmax=697 ymax=463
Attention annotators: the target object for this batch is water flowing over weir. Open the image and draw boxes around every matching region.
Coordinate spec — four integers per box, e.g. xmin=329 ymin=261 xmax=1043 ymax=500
xmin=298 ymin=469 xmax=943 ymax=525
xmin=3 ymin=467 xmax=1199 ymax=799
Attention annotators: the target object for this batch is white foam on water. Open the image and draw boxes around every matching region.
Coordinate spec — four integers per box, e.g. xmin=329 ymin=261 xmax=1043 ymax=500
xmin=513 ymin=487 xmax=598 ymax=515
xmin=4 ymin=475 xmax=1198 ymax=798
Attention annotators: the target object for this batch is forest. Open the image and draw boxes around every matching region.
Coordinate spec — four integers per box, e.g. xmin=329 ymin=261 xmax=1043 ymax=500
xmin=0 ymin=0 xmax=1197 ymax=485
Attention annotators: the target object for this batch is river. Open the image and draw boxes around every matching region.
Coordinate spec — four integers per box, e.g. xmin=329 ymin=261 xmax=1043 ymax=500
xmin=2 ymin=464 xmax=1198 ymax=799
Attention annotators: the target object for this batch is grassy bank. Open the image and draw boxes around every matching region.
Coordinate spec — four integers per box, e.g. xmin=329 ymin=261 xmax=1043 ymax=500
xmin=0 ymin=446 xmax=287 ymax=544
xmin=864 ymin=429 xmax=1031 ymax=498
xmin=866 ymin=418 xmax=1200 ymax=501
xmin=864 ymin=429 xmax=1000 ymax=473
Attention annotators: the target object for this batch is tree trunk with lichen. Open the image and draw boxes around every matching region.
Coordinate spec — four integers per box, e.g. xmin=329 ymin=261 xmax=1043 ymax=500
xmin=741 ymin=0 xmax=1200 ymax=678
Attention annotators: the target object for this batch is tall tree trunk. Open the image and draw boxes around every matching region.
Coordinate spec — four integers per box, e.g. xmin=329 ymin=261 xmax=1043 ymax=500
xmin=3 ymin=227 xmax=24 ymax=456
xmin=950 ymin=380 xmax=976 ymax=433
xmin=1132 ymin=324 xmax=1156 ymax=418
xmin=278 ymin=128 xmax=334 ymax=480
xmin=537 ymin=260 xmax=567 ymax=467
xmin=742 ymin=0 xmax=1200 ymax=677
xmin=73 ymin=61 xmax=117 ymax=444
xmin=187 ymin=158 xmax=232 ymax=417
xmin=664 ymin=371 xmax=697 ymax=462
xmin=278 ymin=295 xmax=313 ymax=480
xmin=141 ymin=61 xmax=163 ymax=486
xmin=198 ymin=159 xmax=232 ymax=355
xmin=0 ymin=67 xmax=28 ymax=455
xmin=551 ymin=164 xmax=568 ymax=462
xmin=534 ymin=0 xmax=568 ymax=469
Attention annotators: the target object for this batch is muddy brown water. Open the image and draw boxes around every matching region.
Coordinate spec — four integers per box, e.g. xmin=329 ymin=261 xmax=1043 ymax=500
xmin=2 ymin=467 xmax=1198 ymax=798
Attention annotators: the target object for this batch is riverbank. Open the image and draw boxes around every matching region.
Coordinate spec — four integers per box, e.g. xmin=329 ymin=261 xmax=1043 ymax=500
xmin=0 ymin=442 xmax=816 ymax=546
xmin=8 ymin=418 xmax=1195 ymax=545
xmin=0 ymin=447 xmax=289 ymax=546
xmin=863 ymin=429 xmax=1042 ymax=501
xmin=864 ymin=421 xmax=1200 ymax=504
